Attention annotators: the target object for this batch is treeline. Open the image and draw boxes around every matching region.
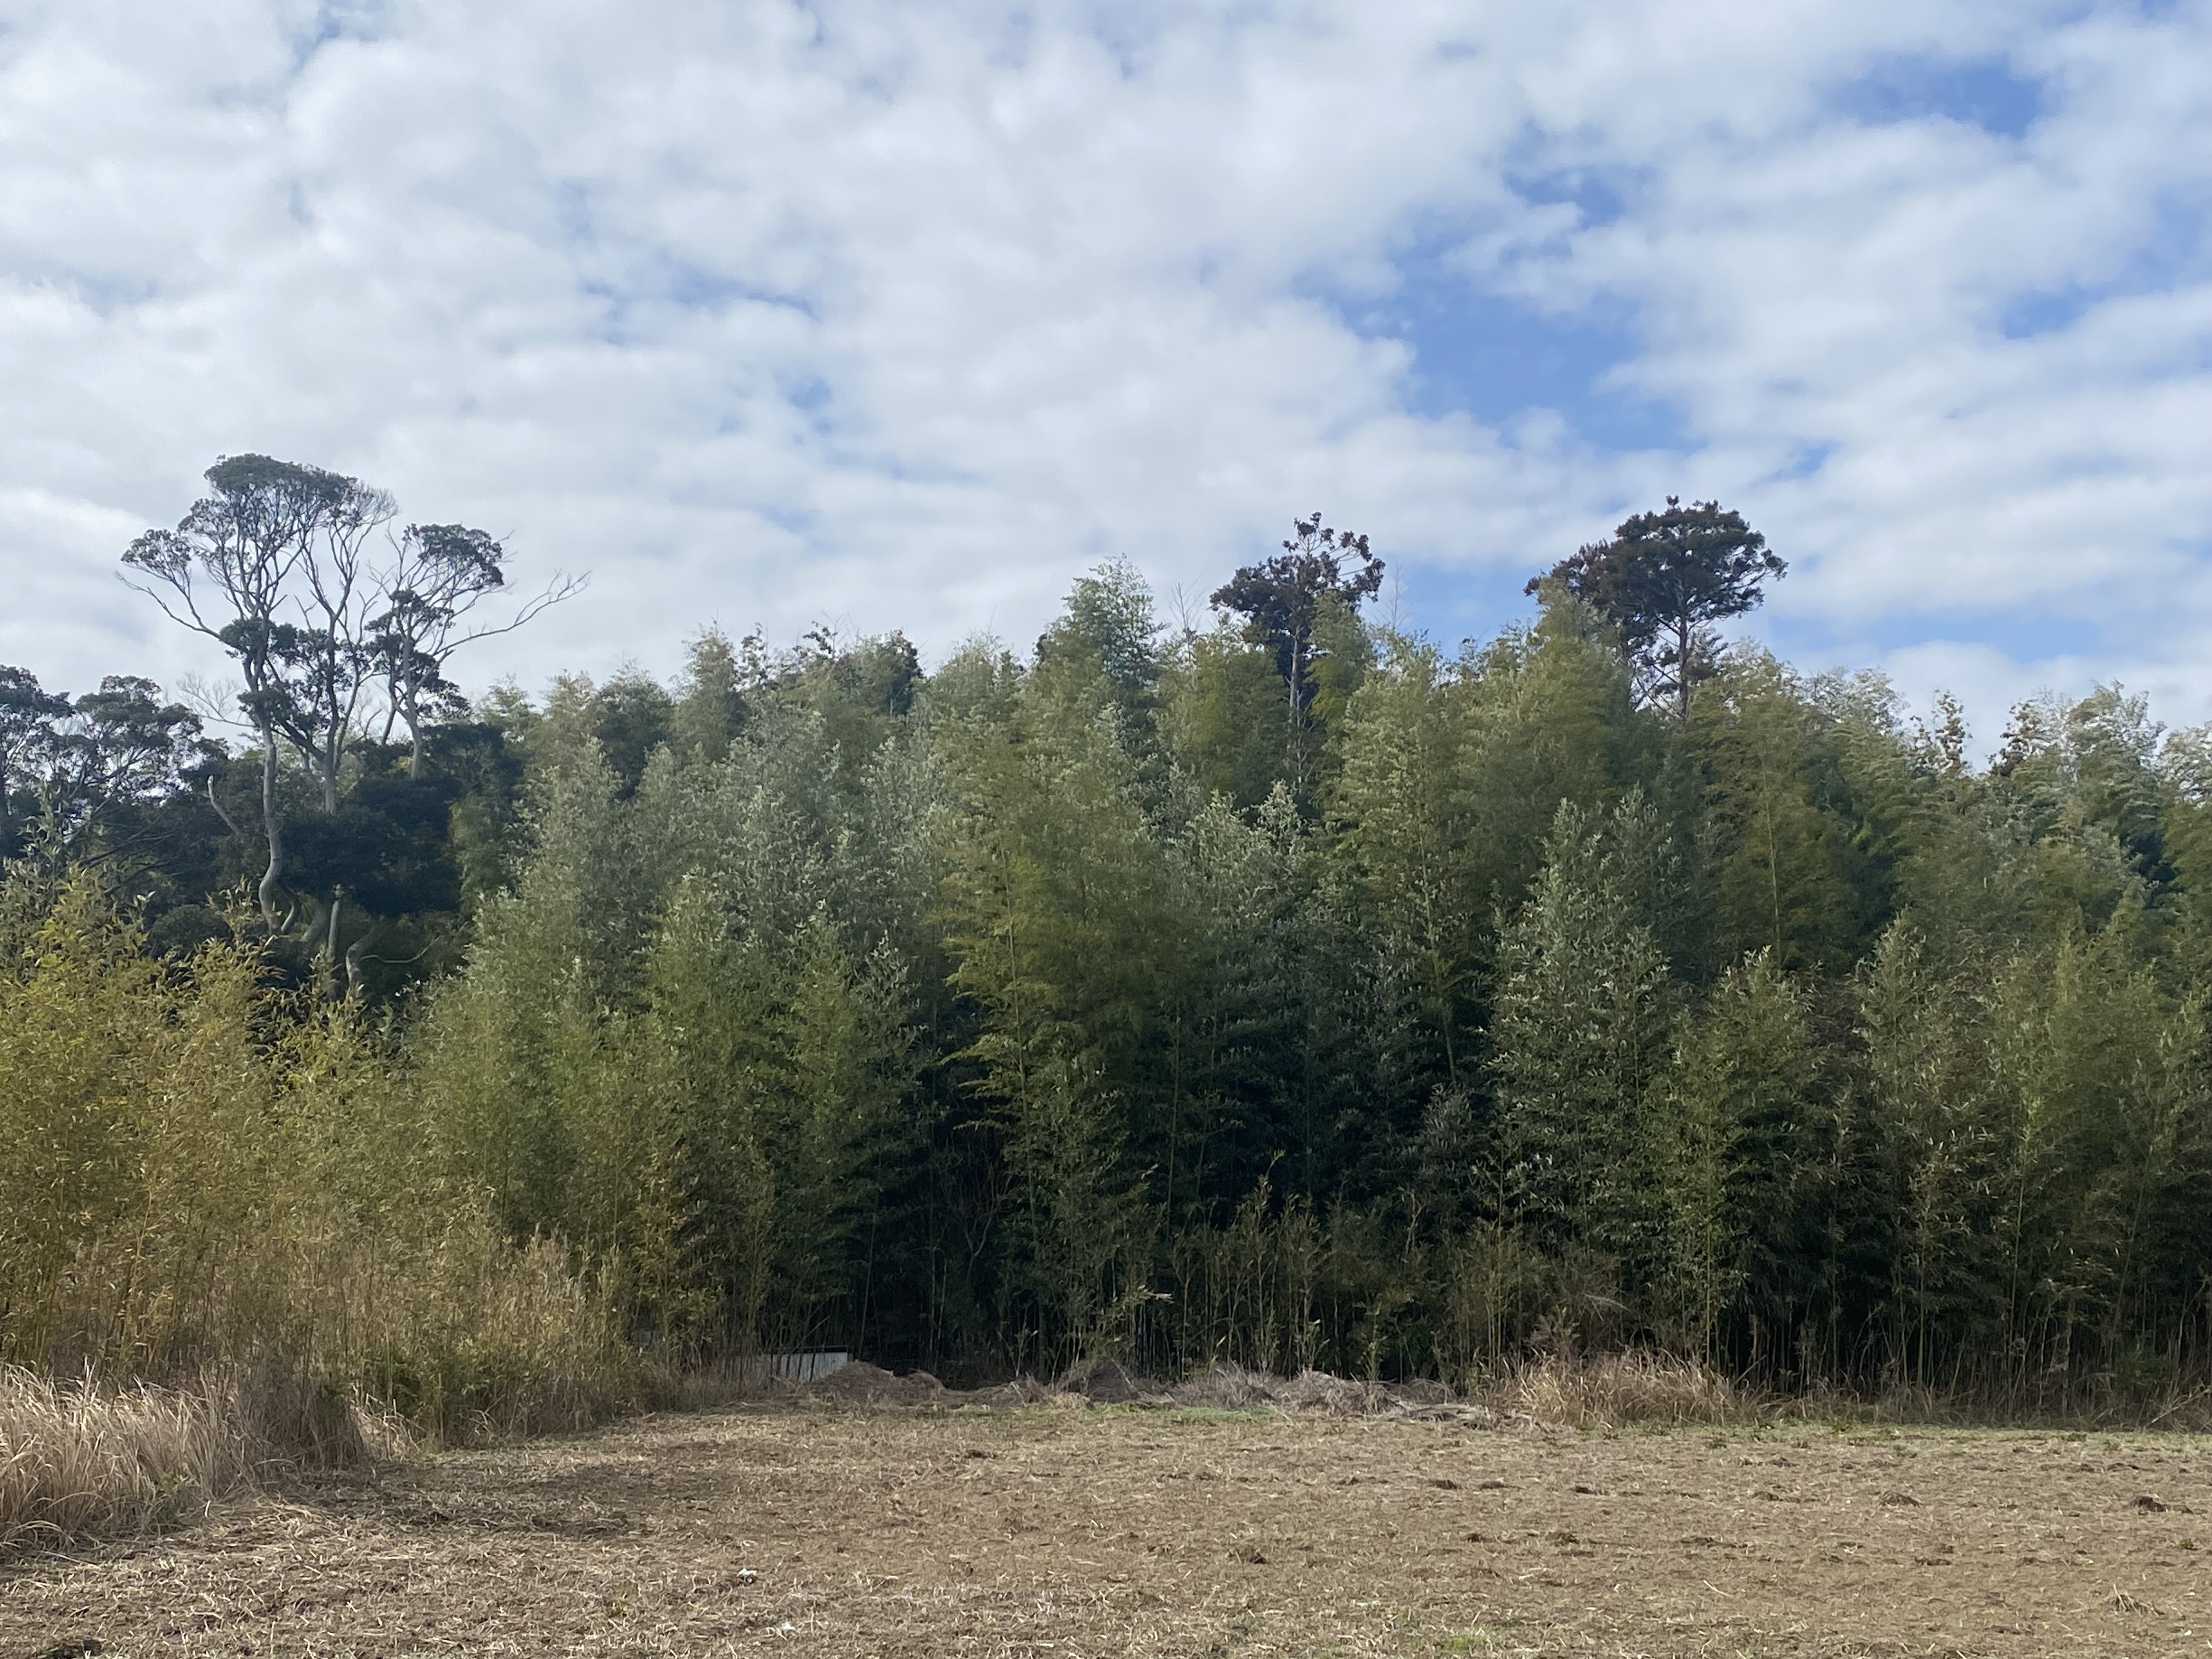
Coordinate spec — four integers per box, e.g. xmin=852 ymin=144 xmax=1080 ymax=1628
xmin=6 ymin=469 xmax=2212 ymax=1413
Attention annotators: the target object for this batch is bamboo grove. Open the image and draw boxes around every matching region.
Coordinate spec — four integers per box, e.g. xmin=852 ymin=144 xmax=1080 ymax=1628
xmin=8 ymin=479 xmax=2212 ymax=1415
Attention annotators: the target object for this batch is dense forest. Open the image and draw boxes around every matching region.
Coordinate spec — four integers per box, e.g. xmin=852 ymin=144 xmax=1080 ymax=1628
xmin=7 ymin=458 xmax=2212 ymax=1427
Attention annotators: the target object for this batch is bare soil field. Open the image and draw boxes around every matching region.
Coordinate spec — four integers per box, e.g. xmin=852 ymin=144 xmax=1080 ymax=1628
xmin=5 ymin=1394 xmax=2211 ymax=1658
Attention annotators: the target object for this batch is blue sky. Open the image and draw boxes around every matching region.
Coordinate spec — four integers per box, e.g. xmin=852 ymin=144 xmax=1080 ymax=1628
xmin=1 ymin=0 xmax=2208 ymax=751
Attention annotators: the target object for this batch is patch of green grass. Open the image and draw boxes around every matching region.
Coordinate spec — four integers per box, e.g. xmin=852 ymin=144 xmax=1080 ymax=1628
xmin=1441 ymin=1626 xmax=1505 ymax=1654
xmin=1160 ymin=1405 xmax=1273 ymax=1425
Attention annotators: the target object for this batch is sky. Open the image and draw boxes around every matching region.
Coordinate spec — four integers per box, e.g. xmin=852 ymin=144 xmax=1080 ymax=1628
xmin=1 ymin=0 xmax=2208 ymax=753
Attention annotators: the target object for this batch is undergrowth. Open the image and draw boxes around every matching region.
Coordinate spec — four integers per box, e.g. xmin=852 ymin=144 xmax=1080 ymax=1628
xmin=0 ymin=878 xmax=641 ymax=1554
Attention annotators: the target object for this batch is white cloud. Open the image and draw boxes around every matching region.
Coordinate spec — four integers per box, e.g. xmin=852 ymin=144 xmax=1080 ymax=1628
xmin=0 ymin=0 xmax=2204 ymax=736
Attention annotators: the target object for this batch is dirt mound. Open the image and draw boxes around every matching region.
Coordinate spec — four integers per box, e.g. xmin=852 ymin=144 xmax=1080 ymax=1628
xmin=973 ymin=1376 xmax=1053 ymax=1407
xmin=1159 ymin=1364 xmax=1261 ymax=1408
xmin=1053 ymin=1356 xmax=1162 ymax=1404
xmin=807 ymin=1362 xmax=947 ymax=1407
xmin=1166 ymin=1364 xmax=1488 ymax=1420
xmin=1271 ymin=1369 xmax=1384 ymax=1415
xmin=793 ymin=1360 xmax=1493 ymax=1421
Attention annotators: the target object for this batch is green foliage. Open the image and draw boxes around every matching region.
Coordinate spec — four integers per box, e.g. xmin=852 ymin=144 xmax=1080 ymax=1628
xmin=1661 ymin=950 xmax=1820 ymax=1357
xmin=1491 ymin=801 xmax=1675 ymax=1272
xmin=0 ymin=873 xmax=635 ymax=1444
xmin=1693 ymin=654 xmax=1896 ymax=974
xmin=15 ymin=551 xmax=2212 ymax=1409
xmin=1160 ymin=623 xmax=1289 ymax=809
xmin=1531 ymin=496 xmax=1784 ymax=721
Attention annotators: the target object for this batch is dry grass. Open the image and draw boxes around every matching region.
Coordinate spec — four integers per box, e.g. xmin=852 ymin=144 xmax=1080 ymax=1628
xmin=6 ymin=1396 xmax=2210 ymax=1656
xmin=975 ymin=1353 xmax=1755 ymax=1429
xmin=0 ymin=1367 xmax=253 ymax=1554
xmin=1486 ymin=1350 xmax=1753 ymax=1428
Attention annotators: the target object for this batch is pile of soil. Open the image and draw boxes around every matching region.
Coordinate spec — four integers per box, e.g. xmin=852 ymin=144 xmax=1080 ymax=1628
xmin=1051 ymin=1356 xmax=1160 ymax=1403
xmin=805 ymin=1362 xmax=947 ymax=1406
xmin=792 ymin=1357 xmax=1493 ymax=1419
xmin=1166 ymin=1363 xmax=1479 ymax=1419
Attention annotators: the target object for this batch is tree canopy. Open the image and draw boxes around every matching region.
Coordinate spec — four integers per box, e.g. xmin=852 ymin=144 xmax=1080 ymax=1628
xmin=120 ymin=454 xmax=573 ymax=993
xmin=1210 ymin=514 xmax=1384 ymax=796
xmin=7 ymin=494 xmax=2211 ymax=1415
xmin=1528 ymin=497 xmax=1784 ymax=721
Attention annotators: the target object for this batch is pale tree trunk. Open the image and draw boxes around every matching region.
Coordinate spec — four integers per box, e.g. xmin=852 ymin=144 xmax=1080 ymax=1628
xmin=314 ymin=725 xmax=341 ymax=813
xmin=255 ymin=723 xmax=285 ymax=928
xmin=343 ymin=917 xmax=389 ymax=997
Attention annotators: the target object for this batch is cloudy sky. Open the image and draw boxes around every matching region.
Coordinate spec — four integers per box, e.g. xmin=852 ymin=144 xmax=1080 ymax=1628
xmin=2 ymin=0 xmax=2207 ymax=747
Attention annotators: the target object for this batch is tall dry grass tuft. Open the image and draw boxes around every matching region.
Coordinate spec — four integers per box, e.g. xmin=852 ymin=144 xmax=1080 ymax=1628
xmin=0 ymin=1367 xmax=251 ymax=1553
xmin=1488 ymin=1351 xmax=1754 ymax=1428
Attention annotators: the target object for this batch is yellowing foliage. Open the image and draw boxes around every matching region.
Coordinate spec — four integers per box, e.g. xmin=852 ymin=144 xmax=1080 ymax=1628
xmin=0 ymin=876 xmax=636 ymax=1531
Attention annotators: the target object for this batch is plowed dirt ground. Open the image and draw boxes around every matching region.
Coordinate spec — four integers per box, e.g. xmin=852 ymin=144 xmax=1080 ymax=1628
xmin=4 ymin=1401 xmax=2210 ymax=1657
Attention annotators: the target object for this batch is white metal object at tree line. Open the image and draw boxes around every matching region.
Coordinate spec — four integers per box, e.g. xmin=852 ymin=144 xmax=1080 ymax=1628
xmin=765 ymin=1350 xmax=850 ymax=1381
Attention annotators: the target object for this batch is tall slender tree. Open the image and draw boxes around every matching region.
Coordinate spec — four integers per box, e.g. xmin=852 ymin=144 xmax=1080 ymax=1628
xmin=1210 ymin=515 xmax=1384 ymax=794
xmin=126 ymin=456 xmax=571 ymax=991
xmin=1530 ymin=498 xmax=1784 ymax=721
xmin=123 ymin=455 xmax=380 ymax=927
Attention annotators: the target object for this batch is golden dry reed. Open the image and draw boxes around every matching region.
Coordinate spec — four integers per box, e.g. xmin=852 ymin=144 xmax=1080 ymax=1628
xmin=0 ymin=877 xmax=640 ymax=1553
xmin=0 ymin=1366 xmax=251 ymax=1553
xmin=1491 ymin=1351 xmax=1751 ymax=1428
